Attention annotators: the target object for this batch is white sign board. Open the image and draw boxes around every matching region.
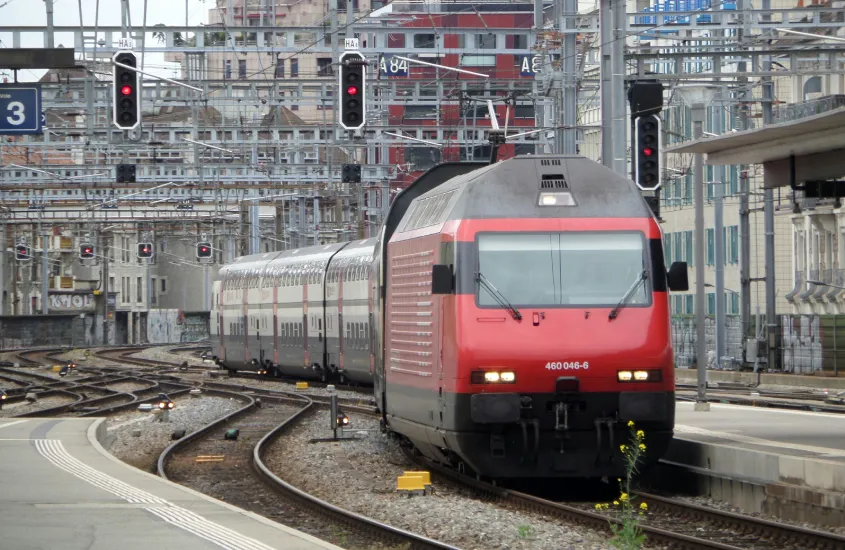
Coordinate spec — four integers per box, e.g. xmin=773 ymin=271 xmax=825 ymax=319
xmin=116 ymin=37 xmax=136 ymax=50
xmin=344 ymin=38 xmax=360 ymax=50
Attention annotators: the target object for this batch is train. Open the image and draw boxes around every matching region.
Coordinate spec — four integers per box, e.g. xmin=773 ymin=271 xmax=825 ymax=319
xmin=210 ymin=155 xmax=689 ymax=479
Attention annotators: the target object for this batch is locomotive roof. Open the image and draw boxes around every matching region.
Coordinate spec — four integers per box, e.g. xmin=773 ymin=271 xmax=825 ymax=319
xmin=402 ymin=155 xmax=654 ymax=226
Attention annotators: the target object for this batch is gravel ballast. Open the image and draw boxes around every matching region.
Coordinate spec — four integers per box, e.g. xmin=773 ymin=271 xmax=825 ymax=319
xmin=105 ymin=394 xmax=242 ymax=472
xmin=265 ymin=410 xmax=615 ymax=550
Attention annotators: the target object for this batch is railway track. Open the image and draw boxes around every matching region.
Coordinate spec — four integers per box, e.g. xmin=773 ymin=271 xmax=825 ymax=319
xmin=13 ymin=344 xmax=845 ymax=549
xmin=158 ymin=384 xmax=456 ymax=550
xmin=406 ymin=450 xmax=845 ymax=550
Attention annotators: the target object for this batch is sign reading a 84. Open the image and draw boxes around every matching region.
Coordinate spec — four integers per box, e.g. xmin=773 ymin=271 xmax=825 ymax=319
xmin=379 ymin=55 xmax=409 ymax=77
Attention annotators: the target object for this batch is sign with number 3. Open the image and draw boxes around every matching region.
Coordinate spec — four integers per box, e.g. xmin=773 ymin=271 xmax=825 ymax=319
xmin=0 ymin=84 xmax=43 ymax=135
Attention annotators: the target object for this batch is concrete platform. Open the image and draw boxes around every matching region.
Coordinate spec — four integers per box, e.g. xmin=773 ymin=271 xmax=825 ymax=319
xmin=664 ymin=402 xmax=845 ymax=526
xmin=0 ymin=417 xmax=343 ymax=550
xmin=675 ymin=367 xmax=845 ymax=390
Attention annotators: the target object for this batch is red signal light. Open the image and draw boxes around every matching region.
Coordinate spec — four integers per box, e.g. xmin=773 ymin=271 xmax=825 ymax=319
xmin=121 ymin=85 xmax=132 ymax=96
xmin=643 ymin=147 xmax=654 ymax=157
xmin=346 ymin=85 xmax=358 ymax=96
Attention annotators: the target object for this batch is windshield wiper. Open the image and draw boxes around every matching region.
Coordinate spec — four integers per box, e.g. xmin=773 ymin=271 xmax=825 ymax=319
xmin=476 ymin=272 xmax=522 ymax=320
xmin=609 ymin=269 xmax=648 ymax=320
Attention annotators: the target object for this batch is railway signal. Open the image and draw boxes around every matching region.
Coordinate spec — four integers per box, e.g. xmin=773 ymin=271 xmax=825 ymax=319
xmin=116 ymin=163 xmax=136 ymax=183
xmin=342 ymin=163 xmax=362 ymax=183
xmin=112 ymin=51 xmax=141 ymax=130
xmin=0 ymin=389 xmax=6 ymax=410
xmin=338 ymin=51 xmax=366 ymax=130
xmin=196 ymin=241 xmax=212 ymax=259
xmin=137 ymin=242 xmax=153 ymax=259
xmin=15 ymin=244 xmax=31 ymax=261
xmin=633 ymin=114 xmax=662 ymax=191
xmin=79 ymin=244 xmax=95 ymax=259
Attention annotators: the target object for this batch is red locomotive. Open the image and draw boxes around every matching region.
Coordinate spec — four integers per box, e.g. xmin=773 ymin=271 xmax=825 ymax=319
xmin=211 ymin=155 xmax=688 ymax=479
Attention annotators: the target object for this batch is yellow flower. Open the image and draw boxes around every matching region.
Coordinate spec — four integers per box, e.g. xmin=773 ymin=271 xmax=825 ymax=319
xmin=620 ymin=444 xmax=627 ymax=452
xmin=613 ymin=500 xmax=620 ymax=506
xmin=636 ymin=430 xmax=645 ymax=439
xmin=638 ymin=443 xmax=646 ymax=451
xmin=620 ymin=493 xmax=629 ymax=502
xmin=640 ymin=502 xmax=648 ymax=511
xmin=595 ymin=503 xmax=602 ymax=510
xmin=627 ymin=420 xmax=635 ymax=427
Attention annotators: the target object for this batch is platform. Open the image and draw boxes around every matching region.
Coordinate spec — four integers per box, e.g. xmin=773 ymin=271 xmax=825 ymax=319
xmin=665 ymin=402 xmax=845 ymax=526
xmin=675 ymin=367 xmax=845 ymax=391
xmin=0 ymin=417 xmax=342 ymax=550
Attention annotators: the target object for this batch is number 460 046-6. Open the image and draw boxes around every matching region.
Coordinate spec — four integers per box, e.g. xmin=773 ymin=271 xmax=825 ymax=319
xmin=545 ymin=361 xmax=589 ymax=371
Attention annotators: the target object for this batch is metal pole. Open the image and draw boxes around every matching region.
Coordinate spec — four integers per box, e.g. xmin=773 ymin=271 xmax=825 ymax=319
xmin=611 ymin=0 xmax=627 ymax=176
xmin=204 ymin=264 xmax=210 ymax=311
xmin=713 ymin=94 xmax=726 ymax=368
xmin=599 ymin=0 xmax=613 ymax=168
xmin=250 ymin=205 xmax=260 ymax=254
xmin=693 ymin=105 xmax=709 ymax=411
xmin=737 ymin=75 xmax=752 ymax=361
xmin=762 ymin=0 xmax=777 ymax=371
xmin=41 ymin=227 xmax=49 ymax=315
xmin=0 ymin=224 xmax=5 ymax=316
xmin=275 ymin=205 xmax=284 ymax=251
xmin=45 ymin=0 xmax=55 ymax=48
xmin=715 ymin=180 xmax=725 ymax=368
xmin=101 ymin=231 xmax=109 ymax=345
xmin=562 ymin=0 xmax=578 ymax=155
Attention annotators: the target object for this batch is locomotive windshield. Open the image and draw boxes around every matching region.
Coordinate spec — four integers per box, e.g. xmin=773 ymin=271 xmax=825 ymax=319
xmin=476 ymin=232 xmax=650 ymax=307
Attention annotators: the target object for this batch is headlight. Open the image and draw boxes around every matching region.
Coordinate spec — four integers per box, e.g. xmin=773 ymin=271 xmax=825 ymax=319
xmin=471 ymin=370 xmax=517 ymax=384
xmin=618 ymin=370 xmax=662 ymax=382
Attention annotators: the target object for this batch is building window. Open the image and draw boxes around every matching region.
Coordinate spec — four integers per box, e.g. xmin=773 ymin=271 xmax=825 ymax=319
xmin=706 ymin=228 xmax=715 ymax=265
xmin=137 ymin=277 xmax=143 ymax=303
xmin=685 ymin=294 xmax=694 ymax=314
xmin=674 ymin=233 xmax=682 ymax=266
xmin=317 ymin=58 xmax=333 ymax=76
xmin=508 ymin=34 xmax=528 ymax=49
xmin=275 ymin=57 xmax=284 ymax=78
xmin=685 ymin=230 xmax=693 ymax=266
xmin=414 ymin=34 xmax=435 ymax=48
xmin=238 ymin=59 xmax=247 ymax=79
xmin=151 ymin=278 xmax=157 ymax=303
xmin=161 ymin=279 xmax=166 ymax=293
xmin=290 ymin=58 xmax=298 ymax=77
xmin=664 ymin=233 xmax=673 ymax=264
xmin=476 ymin=33 xmax=496 ymax=49
xmin=224 ymin=59 xmax=232 ymax=80
xmin=706 ymin=292 xmax=715 ymax=314
xmin=728 ymin=226 xmax=739 ymax=264
xmin=109 ymin=276 xmax=115 ymax=293
xmin=460 ymin=54 xmax=496 ymax=67
xmin=730 ymin=293 xmax=739 ymax=314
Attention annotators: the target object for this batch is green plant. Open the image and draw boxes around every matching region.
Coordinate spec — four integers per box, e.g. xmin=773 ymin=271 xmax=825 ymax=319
xmin=593 ymin=420 xmax=649 ymax=550
xmin=517 ymin=524 xmax=535 ymax=540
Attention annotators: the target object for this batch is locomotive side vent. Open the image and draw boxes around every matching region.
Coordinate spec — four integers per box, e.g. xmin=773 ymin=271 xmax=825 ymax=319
xmin=540 ymin=174 xmax=569 ymax=189
xmin=541 ymin=159 xmax=562 ymax=166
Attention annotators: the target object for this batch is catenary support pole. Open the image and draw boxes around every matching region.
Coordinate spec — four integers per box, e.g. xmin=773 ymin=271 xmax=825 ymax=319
xmin=693 ymin=104 xmax=709 ymax=411
xmin=599 ymin=0 xmax=613 ymax=168
xmin=611 ymin=0 xmax=627 ymax=176
xmin=41 ymin=226 xmax=49 ymax=315
xmin=562 ymin=0 xmax=578 ymax=155
xmin=713 ymin=93 xmax=726 ymax=368
xmin=762 ymin=0 xmax=777 ymax=372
